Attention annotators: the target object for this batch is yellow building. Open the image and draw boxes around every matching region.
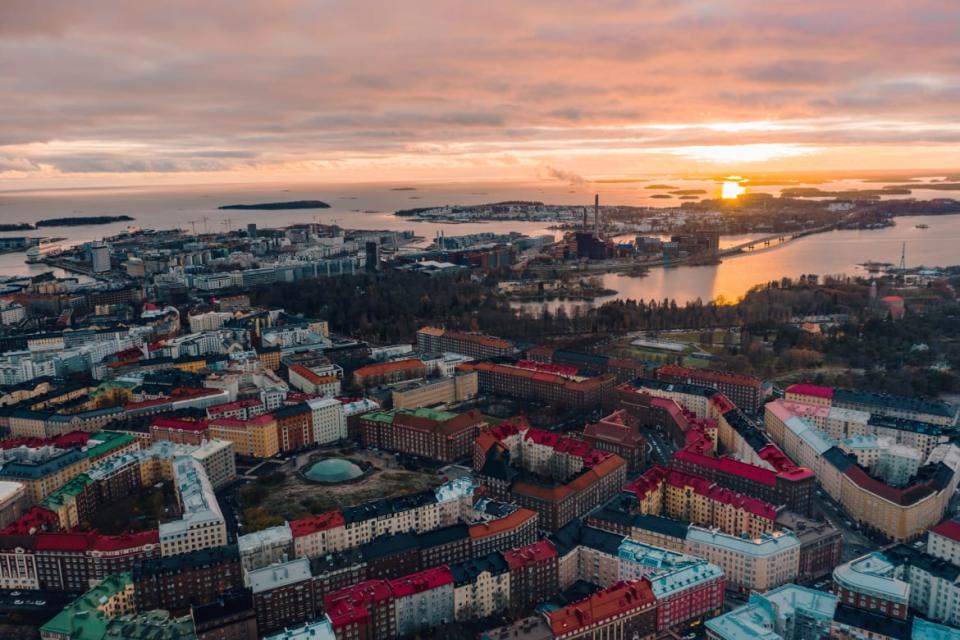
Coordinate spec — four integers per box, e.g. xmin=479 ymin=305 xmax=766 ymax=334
xmin=208 ymin=414 xmax=279 ymax=458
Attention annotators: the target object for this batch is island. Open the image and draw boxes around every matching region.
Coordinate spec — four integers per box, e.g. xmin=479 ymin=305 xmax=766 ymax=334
xmin=0 ymin=223 xmax=35 ymax=232
xmin=35 ymin=215 xmax=135 ymax=227
xmin=218 ymin=200 xmax=330 ymax=210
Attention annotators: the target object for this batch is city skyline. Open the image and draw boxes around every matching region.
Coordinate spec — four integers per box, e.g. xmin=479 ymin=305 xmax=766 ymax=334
xmin=2 ymin=1 xmax=960 ymax=190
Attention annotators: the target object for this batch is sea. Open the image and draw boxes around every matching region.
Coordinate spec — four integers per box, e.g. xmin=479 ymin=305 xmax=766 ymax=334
xmin=1 ymin=176 xmax=958 ymax=304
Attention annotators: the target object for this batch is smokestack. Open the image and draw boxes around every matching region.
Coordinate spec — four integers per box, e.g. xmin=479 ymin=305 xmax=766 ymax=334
xmin=594 ymin=194 xmax=599 ymax=235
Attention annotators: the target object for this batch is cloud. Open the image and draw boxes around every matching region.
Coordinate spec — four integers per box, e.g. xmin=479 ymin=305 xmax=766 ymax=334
xmin=1 ymin=0 xmax=959 ymax=185
xmin=543 ymin=166 xmax=587 ymax=186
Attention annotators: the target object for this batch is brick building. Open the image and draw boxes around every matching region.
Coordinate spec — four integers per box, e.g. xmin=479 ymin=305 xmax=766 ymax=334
xmin=502 ymin=540 xmax=559 ymax=615
xmin=352 ymin=359 xmax=427 ymax=388
xmin=581 ymin=409 xmax=647 ymax=472
xmin=475 ymin=418 xmax=628 ymax=530
xmin=272 ymin=403 xmax=314 ymax=453
xmin=656 ymin=364 xmax=765 ymax=414
xmin=359 ymin=407 xmax=487 ymax=463
xmin=457 ymin=361 xmax=615 ymax=411
xmin=249 ymin=559 xmax=317 ymax=635
xmin=132 ymin=544 xmax=244 ymax=612
xmin=547 ymin=580 xmax=657 ymax=640
xmin=416 ymin=327 xmax=514 ymax=359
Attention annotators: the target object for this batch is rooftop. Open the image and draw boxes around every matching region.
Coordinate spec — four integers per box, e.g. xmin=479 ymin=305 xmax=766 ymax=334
xmin=547 ymin=580 xmax=654 ymax=636
xmin=263 ymin=618 xmax=336 ymax=640
xmin=40 ymin=572 xmax=132 ymax=640
xmin=929 ymin=519 xmax=960 ymax=543
xmin=238 ymin=522 xmax=293 ymax=553
xmin=648 ymin=561 xmax=724 ymax=599
xmin=705 ymin=585 xmax=837 ymax=640
xmin=248 ymin=558 xmax=312 ymax=594
xmin=686 ymin=526 xmax=801 ymax=557
xmin=833 ymin=552 xmax=909 ymax=602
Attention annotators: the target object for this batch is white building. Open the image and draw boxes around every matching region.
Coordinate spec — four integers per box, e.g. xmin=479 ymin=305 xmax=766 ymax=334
xmin=927 ymin=521 xmax=960 ymax=566
xmin=158 ymin=456 xmax=227 ymax=556
xmin=91 ymin=242 xmax=111 ymax=273
xmin=190 ymin=439 xmax=237 ymax=490
xmin=263 ymin=618 xmax=336 ymax=640
xmin=685 ymin=527 xmax=800 ymax=593
xmin=307 ymin=397 xmax=347 ymax=445
xmin=189 ymin=311 xmax=233 ymax=333
xmin=238 ymin=523 xmax=294 ymax=572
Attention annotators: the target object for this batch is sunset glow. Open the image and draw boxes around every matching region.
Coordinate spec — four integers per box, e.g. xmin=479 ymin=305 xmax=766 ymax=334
xmin=721 ymin=180 xmax=747 ymax=200
xmin=1 ymin=1 xmax=959 ymax=189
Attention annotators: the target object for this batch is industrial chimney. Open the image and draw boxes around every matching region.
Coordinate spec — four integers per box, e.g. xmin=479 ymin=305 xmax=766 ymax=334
xmin=594 ymin=194 xmax=600 ymax=235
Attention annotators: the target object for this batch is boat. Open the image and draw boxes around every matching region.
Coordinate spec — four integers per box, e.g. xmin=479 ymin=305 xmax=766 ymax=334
xmin=24 ymin=239 xmax=63 ymax=263
xmin=915 ymin=223 xmax=929 ymax=229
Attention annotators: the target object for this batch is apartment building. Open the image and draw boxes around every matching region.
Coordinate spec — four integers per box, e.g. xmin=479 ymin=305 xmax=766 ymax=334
xmin=685 ymin=527 xmax=801 ymax=593
xmin=208 ymin=414 xmax=280 ymax=458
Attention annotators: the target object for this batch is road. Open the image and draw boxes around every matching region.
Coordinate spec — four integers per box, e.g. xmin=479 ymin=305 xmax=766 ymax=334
xmin=645 ymin=429 xmax=678 ymax=466
xmin=812 ymin=492 xmax=876 ymax=561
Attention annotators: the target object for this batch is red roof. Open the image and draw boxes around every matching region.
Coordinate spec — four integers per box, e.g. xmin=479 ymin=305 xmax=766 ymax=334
xmin=502 ymin=540 xmax=557 ymax=570
xmin=515 ymin=360 xmax=580 ymax=377
xmin=786 ymin=383 xmax=834 ymax=399
xmin=353 ymin=359 xmax=426 ymax=378
xmin=92 ymin=529 xmax=159 ymax=551
xmin=548 ymin=580 xmax=655 ymax=635
xmin=0 ymin=431 xmax=91 ymax=451
xmin=674 ymin=449 xmax=777 ymax=487
xmin=290 ymin=364 xmax=342 ymax=386
xmin=33 ymin=530 xmax=158 ymax=552
xmin=709 ymin=394 xmax=736 ymax=414
xmin=657 ymin=364 xmax=761 ymax=389
xmin=930 ymin=519 xmax=960 ymax=543
xmin=468 ymin=508 xmax=537 ymax=539
xmin=0 ymin=506 xmax=59 ymax=536
xmin=290 ymin=511 xmax=345 ymax=538
xmin=388 ymin=565 xmax=453 ymax=597
xmin=325 ymin=580 xmax=393 ymax=628
xmin=206 ymin=399 xmax=262 ymax=415
xmin=628 ymin=465 xmax=779 ymax=520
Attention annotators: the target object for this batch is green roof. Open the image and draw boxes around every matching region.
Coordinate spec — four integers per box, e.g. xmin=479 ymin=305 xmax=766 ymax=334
xmin=84 ymin=432 xmax=136 ymax=460
xmin=41 ymin=473 xmax=94 ymax=510
xmin=364 ymin=407 xmax=458 ymax=424
xmin=41 ymin=572 xmax=133 ymax=640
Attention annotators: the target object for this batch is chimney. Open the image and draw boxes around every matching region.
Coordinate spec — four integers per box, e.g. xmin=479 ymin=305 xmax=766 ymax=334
xmin=594 ymin=194 xmax=599 ymax=235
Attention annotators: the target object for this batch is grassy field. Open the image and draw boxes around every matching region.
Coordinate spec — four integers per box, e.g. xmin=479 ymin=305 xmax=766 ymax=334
xmin=239 ymin=448 xmax=443 ymax=529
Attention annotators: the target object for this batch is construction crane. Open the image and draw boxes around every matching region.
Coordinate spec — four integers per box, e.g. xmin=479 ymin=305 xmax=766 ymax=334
xmin=186 ymin=220 xmax=199 ymax=236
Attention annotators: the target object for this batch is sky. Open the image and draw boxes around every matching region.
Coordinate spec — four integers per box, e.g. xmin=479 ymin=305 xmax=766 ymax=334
xmin=2 ymin=0 xmax=960 ymax=190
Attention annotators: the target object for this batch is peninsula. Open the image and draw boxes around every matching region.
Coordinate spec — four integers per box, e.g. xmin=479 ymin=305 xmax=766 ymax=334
xmin=35 ymin=215 xmax=134 ymax=227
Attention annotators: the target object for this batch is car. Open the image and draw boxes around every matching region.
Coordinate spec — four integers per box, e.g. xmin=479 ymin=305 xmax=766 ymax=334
xmin=9 ymin=591 xmax=20 ymax=596
xmin=13 ymin=600 xmax=23 ymax=606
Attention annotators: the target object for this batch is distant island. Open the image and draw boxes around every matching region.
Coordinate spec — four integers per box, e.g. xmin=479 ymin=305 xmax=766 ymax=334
xmin=218 ymin=200 xmax=330 ymax=210
xmin=36 ymin=215 xmax=134 ymax=227
xmin=0 ymin=223 xmax=34 ymax=232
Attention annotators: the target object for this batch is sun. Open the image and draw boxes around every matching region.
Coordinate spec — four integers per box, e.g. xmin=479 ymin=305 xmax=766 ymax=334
xmin=721 ymin=179 xmax=746 ymax=199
